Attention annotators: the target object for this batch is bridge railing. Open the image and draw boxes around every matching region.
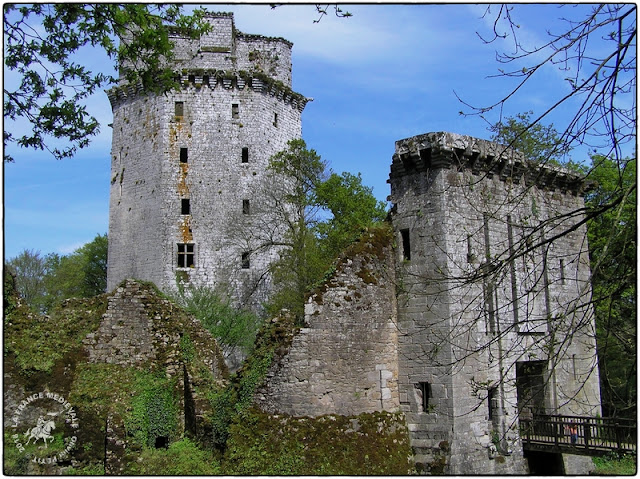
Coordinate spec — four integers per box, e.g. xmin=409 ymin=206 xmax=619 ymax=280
xmin=519 ymin=414 xmax=636 ymax=455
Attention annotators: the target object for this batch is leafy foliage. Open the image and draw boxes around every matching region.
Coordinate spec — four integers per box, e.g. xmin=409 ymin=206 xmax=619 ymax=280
xmin=124 ymin=438 xmax=222 ymax=475
xmin=592 ymin=452 xmax=637 ymax=475
xmin=261 ymin=139 xmax=387 ymax=320
xmin=4 ymin=249 xmax=48 ymax=310
xmin=586 ymin=155 xmax=636 ymax=419
xmin=172 ymin=282 xmax=262 ymax=358
xmin=3 ymin=4 xmax=210 ymax=161
xmin=127 ymin=373 xmax=178 ymax=448
xmin=5 ymin=233 xmax=108 ymax=313
xmin=206 ymin=313 xmax=298 ymax=447
xmin=4 ymin=292 xmax=107 ymax=375
xmin=489 ymin=110 xmax=570 ymax=165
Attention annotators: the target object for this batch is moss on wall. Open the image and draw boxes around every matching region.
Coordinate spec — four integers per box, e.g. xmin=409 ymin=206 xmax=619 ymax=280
xmin=222 ymin=408 xmax=414 ymax=475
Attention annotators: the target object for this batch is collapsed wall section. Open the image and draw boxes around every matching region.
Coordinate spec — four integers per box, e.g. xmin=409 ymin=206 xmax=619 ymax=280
xmin=255 ymin=227 xmax=400 ymax=417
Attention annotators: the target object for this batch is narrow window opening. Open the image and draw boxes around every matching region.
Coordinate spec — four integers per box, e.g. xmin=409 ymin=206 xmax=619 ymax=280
xmin=188 ymin=74 xmax=195 ymax=84
xmin=417 ymin=382 xmax=431 ymax=412
xmin=273 ymin=112 xmax=278 ymax=127
xmin=175 ymin=101 xmax=184 ymax=117
xmin=241 ymin=252 xmax=250 ymax=269
xmin=180 ymin=147 xmax=188 ymax=163
xmin=203 ymin=75 xmax=210 ymax=86
xmin=177 ymin=243 xmax=195 ymax=268
xmin=400 ymin=228 xmax=411 ymax=261
xmin=232 ymin=103 xmax=239 ymax=119
xmin=242 ymin=199 xmax=250 ymax=215
xmin=488 ymin=387 xmax=497 ymax=420
xmin=559 ymin=259 xmax=565 ymax=284
xmin=241 ymin=147 xmax=249 ymax=163
xmin=181 ymin=198 xmax=191 ymax=215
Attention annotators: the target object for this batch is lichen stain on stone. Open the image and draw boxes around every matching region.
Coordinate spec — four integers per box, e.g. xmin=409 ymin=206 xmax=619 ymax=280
xmin=178 ymin=162 xmax=190 ymax=196
xmin=180 ymin=216 xmax=193 ymax=243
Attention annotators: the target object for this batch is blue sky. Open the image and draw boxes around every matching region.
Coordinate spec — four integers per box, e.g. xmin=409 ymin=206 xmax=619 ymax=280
xmin=3 ymin=4 xmax=622 ymax=260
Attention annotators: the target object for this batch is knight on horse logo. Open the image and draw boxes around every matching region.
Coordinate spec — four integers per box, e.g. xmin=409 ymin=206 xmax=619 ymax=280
xmin=10 ymin=390 xmax=80 ymax=465
xmin=24 ymin=412 xmax=58 ymax=448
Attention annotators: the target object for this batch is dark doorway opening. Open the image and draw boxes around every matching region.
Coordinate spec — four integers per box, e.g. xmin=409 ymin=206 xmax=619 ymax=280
xmin=516 ymin=360 xmax=547 ymax=417
xmin=154 ymin=436 xmax=169 ymax=449
xmin=524 ymin=450 xmax=565 ymax=475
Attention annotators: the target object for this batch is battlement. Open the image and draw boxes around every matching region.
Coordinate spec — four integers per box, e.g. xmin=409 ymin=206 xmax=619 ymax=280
xmin=106 ymin=69 xmax=310 ymax=111
xmin=390 ymin=131 xmax=586 ymax=195
xmin=121 ymin=11 xmax=294 ymax=86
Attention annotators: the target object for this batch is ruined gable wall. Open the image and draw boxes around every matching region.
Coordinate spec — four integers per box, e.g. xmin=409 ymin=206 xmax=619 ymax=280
xmin=83 ymin=279 xmax=226 ymax=379
xmin=255 ymin=228 xmax=400 ymax=417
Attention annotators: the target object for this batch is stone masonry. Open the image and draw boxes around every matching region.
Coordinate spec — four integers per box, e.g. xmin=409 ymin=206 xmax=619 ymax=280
xmin=388 ymin=132 xmax=601 ymax=474
xmin=256 ymin=228 xmax=399 ymax=416
xmin=106 ymin=12 xmax=309 ymax=308
xmin=256 ymin=131 xmax=601 ymax=475
xmin=103 ymin=12 xmax=603 ymax=475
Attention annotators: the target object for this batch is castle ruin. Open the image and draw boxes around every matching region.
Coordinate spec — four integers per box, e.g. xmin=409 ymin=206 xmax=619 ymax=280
xmin=106 ymin=12 xmax=309 ymax=307
xmin=106 ymin=13 xmax=602 ymax=475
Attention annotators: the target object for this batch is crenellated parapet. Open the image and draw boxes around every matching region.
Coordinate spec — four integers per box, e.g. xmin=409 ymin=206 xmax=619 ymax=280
xmin=390 ymin=131 xmax=586 ymax=195
xmin=106 ymin=69 xmax=311 ymax=112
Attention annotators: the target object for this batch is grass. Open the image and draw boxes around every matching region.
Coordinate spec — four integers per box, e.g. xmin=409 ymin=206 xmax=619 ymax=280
xmin=593 ymin=453 xmax=637 ymax=475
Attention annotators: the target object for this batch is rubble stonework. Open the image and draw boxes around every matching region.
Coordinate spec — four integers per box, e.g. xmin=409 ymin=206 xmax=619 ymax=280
xmin=256 ymin=228 xmax=400 ymax=416
xmin=83 ymin=279 xmax=227 ymax=469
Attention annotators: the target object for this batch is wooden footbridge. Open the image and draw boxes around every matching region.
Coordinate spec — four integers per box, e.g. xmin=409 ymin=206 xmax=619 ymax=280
xmin=519 ymin=414 xmax=636 ymax=456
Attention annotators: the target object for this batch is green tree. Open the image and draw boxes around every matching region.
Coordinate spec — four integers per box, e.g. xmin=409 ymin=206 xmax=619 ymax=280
xmin=264 ymin=139 xmax=329 ymax=319
xmin=3 ymin=4 xmax=210 ymax=162
xmin=5 ymin=249 xmax=49 ymax=311
xmin=262 ymin=139 xmax=386 ymax=320
xmin=315 ymin=171 xmax=387 ymax=262
xmin=43 ymin=233 xmax=108 ymax=309
xmin=586 ymin=155 xmax=636 ymax=419
xmin=489 ymin=111 xmax=570 ymax=166
xmin=172 ymin=282 xmax=261 ymax=360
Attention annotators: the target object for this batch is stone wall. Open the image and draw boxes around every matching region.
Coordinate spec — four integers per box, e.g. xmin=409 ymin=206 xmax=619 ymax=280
xmin=84 ymin=279 xmax=226 ymax=377
xmin=256 ymin=227 xmax=400 ymax=417
xmin=106 ymin=12 xmax=308 ymax=309
xmin=388 ymin=131 xmax=601 ymax=474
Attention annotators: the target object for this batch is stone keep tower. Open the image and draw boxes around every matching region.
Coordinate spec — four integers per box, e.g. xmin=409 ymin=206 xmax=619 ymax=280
xmin=388 ymin=132 xmax=601 ymax=474
xmin=106 ymin=13 xmax=309 ymax=304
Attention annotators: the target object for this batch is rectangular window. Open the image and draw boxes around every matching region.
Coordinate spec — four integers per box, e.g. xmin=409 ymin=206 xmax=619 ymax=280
xmin=417 ymin=382 xmax=431 ymax=412
xmin=180 ymin=148 xmax=188 ymax=163
xmin=559 ymin=259 xmax=565 ymax=284
xmin=177 ymin=243 xmax=194 ymax=268
xmin=242 ymin=199 xmax=250 ymax=215
xmin=401 ymin=228 xmax=411 ymax=261
xmin=241 ymin=147 xmax=249 ymax=163
xmin=175 ymin=101 xmax=184 ymax=117
xmin=241 ymin=252 xmax=250 ymax=269
xmin=232 ymin=103 xmax=239 ymax=119
xmin=181 ymin=198 xmax=190 ymax=215
xmin=273 ymin=112 xmax=278 ymax=127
